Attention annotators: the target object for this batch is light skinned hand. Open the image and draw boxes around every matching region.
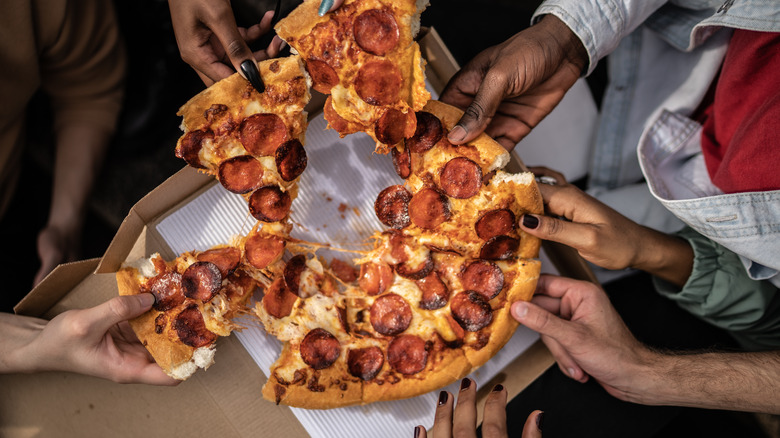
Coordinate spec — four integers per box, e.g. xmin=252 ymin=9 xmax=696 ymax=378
xmin=440 ymin=15 xmax=587 ymax=150
xmin=415 ymin=378 xmax=543 ymax=438
xmin=4 ymin=293 xmax=179 ymax=386
xmin=168 ymin=0 xmax=284 ymax=86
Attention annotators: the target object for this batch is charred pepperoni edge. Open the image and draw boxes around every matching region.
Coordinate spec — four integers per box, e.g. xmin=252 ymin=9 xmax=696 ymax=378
xmin=358 ymin=262 xmax=394 ymax=296
xmin=239 ymin=113 xmax=289 ymax=157
xmin=249 ymin=185 xmax=292 ymax=222
xmin=217 ymin=155 xmax=264 ymax=194
xmin=172 ymin=304 xmax=218 ymax=348
xmin=374 ymin=185 xmax=412 ymax=229
xmin=353 ymin=9 xmax=400 ymax=56
xmin=440 ymin=157 xmax=483 ymax=199
xmin=395 ymin=252 xmax=434 ymax=280
xmin=406 ymin=111 xmax=443 ymax=154
xmin=375 ymin=108 xmax=412 ymax=146
xmin=283 ymin=254 xmax=307 ymax=296
xmin=300 ymin=328 xmax=341 ymax=370
xmin=181 ymin=261 xmax=223 ymax=302
xmin=275 ymin=139 xmax=307 ymax=182
xmin=475 ymin=209 xmax=517 ymax=240
xmin=408 ymin=187 xmax=451 ymax=230
xmin=461 ymin=260 xmax=504 ymax=301
xmin=150 ymin=272 xmax=185 ymax=311
xmin=197 ymin=247 xmax=241 ymax=277
xmin=355 ymin=60 xmax=402 ymax=106
xmin=387 ymin=334 xmax=429 ymax=375
xmin=347 ymin=346 xmax=385 ymax=381
xmin=369 ymin=293 xmax=413 ymax=336
xmin=262 ymin=277 xmax=298 ymax=319
xmin=330 ymin=259 xmax=359 ymax=283
xmin=479 ymin=235 xmax=520 ymax=260
xmin=391 ymin=146 xmax=412 ymax=179
xmin=450 ymin=291 xmax=494 ymax=332
xmin=416 ymin=271 xmax=449 ymax=310
xmin=305 ymin=58 xmax=339 ymax=94
xmin=244 ymin=234 xmax=286 ymax=269
xmin=176 ymin=129 xmax=213 ymax=169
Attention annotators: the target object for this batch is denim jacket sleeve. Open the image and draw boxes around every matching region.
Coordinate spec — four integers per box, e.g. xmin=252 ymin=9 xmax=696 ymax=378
xmin=653 ymin=227 xmax=780 ymax=351
xmin=532 ymin=0 xmax=668 ymax=75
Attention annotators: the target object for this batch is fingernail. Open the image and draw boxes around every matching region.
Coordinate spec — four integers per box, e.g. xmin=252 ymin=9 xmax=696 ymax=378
xmin=522 ymin=214 xmax=539 ymax=229
xmin=492 ymin=384 xmax=504 ymax=392
xmin=438 ymin=391 xmax=448 ymax=405
xmin=448 ymin=125 xmax=466 ymax=143
xmin=318 ymin=0 xmax=334 ymax=16
xmin=414 ymin=425 xmax=423 ymax=438
xmin=567 ymin=367 xmax=577 ymax=379
xmin=536 ymin=411 xmax=544 ymax=431
xmin=280 ymin=40 xmax=288 ymax=51
xmin=139 ymin=293 xmax=155 ymax=307
xmin=240 ymin=60 xmax=265 ymax=93
xmin=513 ymin=302 xmax=528 ymax=319
xmin=460 ymin=378 xmax=470 ymax=391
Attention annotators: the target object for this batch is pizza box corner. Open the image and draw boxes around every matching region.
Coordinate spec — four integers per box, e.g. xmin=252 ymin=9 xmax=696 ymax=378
xmin=6 ymin=27 xmax=595 ymax=438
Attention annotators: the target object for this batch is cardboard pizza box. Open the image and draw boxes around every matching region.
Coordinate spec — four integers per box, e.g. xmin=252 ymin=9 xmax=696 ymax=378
xmin=3 ymin=27 xmax=596 ymax=438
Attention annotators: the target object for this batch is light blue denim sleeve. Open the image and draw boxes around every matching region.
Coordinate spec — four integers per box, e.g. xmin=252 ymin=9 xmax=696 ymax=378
xmin=653 ymin=227 xmax=780 ymax=351
xmin=532 ymin=0 xmax=668 ymax=75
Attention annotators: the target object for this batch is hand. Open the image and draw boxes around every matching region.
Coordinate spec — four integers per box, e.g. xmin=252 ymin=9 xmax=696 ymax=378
xmin=168 ymin=0 xmax=284 ymax=86
xmin=511 ymin=274 xmax=657 ymax=402
xmin=34 ymin=224 xmax=79 ymax=286
xmin=3 ymin=294 xmax=179 ymax=386
xmin=519 ymin=167 xmax=693 ymax=286
xmin=440 ymin=15 xmax=587 ymax=150
xmin=415 ymin=378 xmax=543 ymax=438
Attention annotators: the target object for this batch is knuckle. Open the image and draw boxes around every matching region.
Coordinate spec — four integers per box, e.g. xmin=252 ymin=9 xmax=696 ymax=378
xmin=433 ymin=405 xmax=451 ymax=425
xmin=226 ymin=39 xmax=246 ymax=59
xmin=68 ymin=315 xmax=91 ymax=338
xmin=107 ymin=296 xmax=133 ymax=320
xmin=481 ymin=422 xmax=504 ymax=438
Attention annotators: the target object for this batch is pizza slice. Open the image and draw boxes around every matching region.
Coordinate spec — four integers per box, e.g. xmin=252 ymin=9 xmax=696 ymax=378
xmin=275 ymin=0 xmax=431 ymax=153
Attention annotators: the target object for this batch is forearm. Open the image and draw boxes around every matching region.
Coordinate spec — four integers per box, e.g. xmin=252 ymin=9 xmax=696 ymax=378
xmin=0 ymin=313 xmax=47 ymax=374
xmin=632 ymin=350 xmax=780 ymax=414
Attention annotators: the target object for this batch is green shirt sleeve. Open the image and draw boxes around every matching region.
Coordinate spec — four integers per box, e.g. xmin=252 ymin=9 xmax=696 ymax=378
xmin=653 ymin=227 xmax=780 ymax=351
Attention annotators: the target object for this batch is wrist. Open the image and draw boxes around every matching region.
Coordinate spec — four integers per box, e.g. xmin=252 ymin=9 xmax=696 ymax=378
xmin=535 ymin=14 xmax=588 ymax=75
xmin=631 ymin=229 xmax=693 ymax=287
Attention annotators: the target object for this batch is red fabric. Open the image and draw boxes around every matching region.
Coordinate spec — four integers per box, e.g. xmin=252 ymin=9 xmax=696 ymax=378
xmin=700 ymin=30 xmax=780 ymax=194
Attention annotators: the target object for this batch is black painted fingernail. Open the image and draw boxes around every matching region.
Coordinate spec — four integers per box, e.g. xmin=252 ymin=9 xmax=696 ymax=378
xmin=438 ymin=391 xmax=448 ymax=405
xmin=492 ymin=384 xmax=504 ymax=392
xmin=460 ymin=378 xmax=470 ymax=391
xmin=522 ymin=214 xmax=539 ymax=229
xmin=414 ymin=425 xmax=422 ymax=438
xmin=240 ymin=60 xmax=265 ymax=93
xmin=536 ymin=411 xmax=544 ymax=431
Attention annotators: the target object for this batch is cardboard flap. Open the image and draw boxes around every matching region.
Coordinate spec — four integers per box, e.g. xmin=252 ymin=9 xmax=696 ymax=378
xmin=14 ymin=258 xmax=100 ymax=317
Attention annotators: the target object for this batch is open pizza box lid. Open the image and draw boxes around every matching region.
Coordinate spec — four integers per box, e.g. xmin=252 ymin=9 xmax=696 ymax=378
xmin=5 ymin=27 xmax=597 ymax=438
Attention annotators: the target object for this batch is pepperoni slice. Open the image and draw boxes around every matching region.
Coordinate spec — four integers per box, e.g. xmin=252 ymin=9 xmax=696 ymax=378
xmin=450 ymin=292 xmax=493 ymax=332
xmin=197 ymin=247 xmax=241 ymax=277
xmin=244 ymin=233 xmax=285 ymax=269
xmin=461 ymin=260 xmax=504 ymax=301
xmin=300 ymin=328 xmax=341 ymax=370
xmin=387 ymin=335 xmax=428 ymax=375
xmin=150 ymin=272 xmax=185 ymax=311
xmin=249 ymin=185 xmax=292 ymax=222
xmin=408 ymin=187 xmax=451 ymax=229
xmin=217 ymin=155 xmax=264 ymax=194
xmin=330 ymin=259 xmax=358 ymax=283
xmin=475 ymin=209 xmax=516 ymax=240
xmin=440 ymin=157 xmax=483 ymax=199
xmin=324 ymin=95 xmax=362 ymax=136
xmin=283 ymin=254 xmax=307 ymax=296
xmin=370 ymin=293 xmax=412 ymax=336
xmin=375 ymin=108 xmax=416 ymax=146
xmin=262 ymin=277 xmax=298 ymax=318
xmin=406 ymin=112 xmax=443 ymax=153
xmin=395 ymin=252 xmax=434 ymax=280
xmin=358 ymin=262 xmax=394 ymax=296
xmin=275 ymin=139 xmax=307 ymax=181
xmin=479 ymin=235 xmax=520 ymax=260
xmin=391 ymin=146 xmax=411 ymax=179
xmin=223 ymin=269 xmax=257 ymax=302
xmin=416 ymin=271 xmax=449 ymax=310
xmin=305 ymin=59 xmax=339 ymax=94
xmin=173 ymin=304 xmax=217 ymax=348
xmin=353 ymin=9 xmax=399 ymax=56
xmin=182 ymin=261 xmax=223 ymax=302
xmin=355 ymin=60 xmax=402 ymax=106
xmin=347 ymin=346 xmax=384 ymax=381
xmin=239 ymin=113 xmax=289 ymax=156
xmin=374 ymin=185 xmax=412 ymax=229
xmin=176 ymin=129 xmax=212 ymax=169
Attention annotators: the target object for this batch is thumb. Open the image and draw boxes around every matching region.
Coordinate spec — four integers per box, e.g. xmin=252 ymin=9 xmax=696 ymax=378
xmin=519 ymin=214 xmax=597 ymax=253
xmin=511 ymin=300 xmax=570 ymax=341
xmin=85 ymin=294 xmax=155 ymax=335
xmin=447 ymin=72 xmax=507 ymax=145
xmin=522 ymin=410 xmax=544 ymax=438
